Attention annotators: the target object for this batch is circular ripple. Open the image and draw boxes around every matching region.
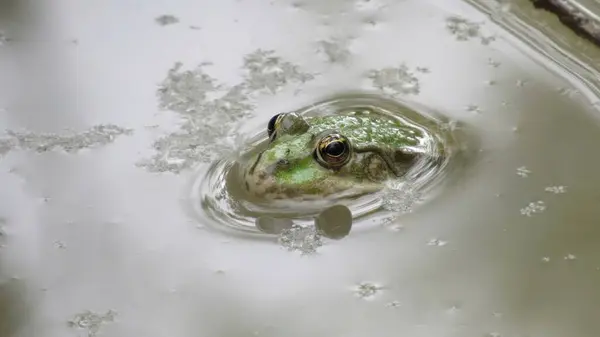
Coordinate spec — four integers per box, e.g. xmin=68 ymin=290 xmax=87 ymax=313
xmin=189 ymin=93 xmax=473 ymax=238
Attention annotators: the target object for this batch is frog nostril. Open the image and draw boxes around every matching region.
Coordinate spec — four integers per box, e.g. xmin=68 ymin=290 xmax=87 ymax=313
xmin=276 ymin=159 xmax=290 ymax=168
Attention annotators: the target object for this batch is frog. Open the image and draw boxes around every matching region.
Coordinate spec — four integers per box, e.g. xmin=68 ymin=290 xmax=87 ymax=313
xmin=240 ymin=110 xmax=429 ymax=201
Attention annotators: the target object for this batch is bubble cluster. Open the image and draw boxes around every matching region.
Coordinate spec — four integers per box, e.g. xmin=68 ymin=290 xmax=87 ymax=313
xmin=545 ymin=185 xmax=567 ymax=194
xmin=367 ymin=65 xmax=422 ymax=96
xmin=445 ymin=16 xmax=495 ymax=44
xmin=0 ymin=124 xmax=132 ymax=156
xmin=381 ymin=184 xmax=423 ymax=213
xmin=520 ymin=200 xmax=546 ymax=216
xmin=278 ymin=224 xmax=322 ymax=255
xmin=67 ymin=310 xmax=116 ymax=337
xmin=353 ymin=282 xmax=384 ymax=299
xmin=317 ymin=38 xmax=351 ymax=63
xmin=516 ymin=166 xmax=531 ymax=177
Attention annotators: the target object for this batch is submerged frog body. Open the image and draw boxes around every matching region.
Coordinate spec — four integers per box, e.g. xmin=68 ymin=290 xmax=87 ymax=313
xmin=241 ymin=110 xmax=429 ymax=200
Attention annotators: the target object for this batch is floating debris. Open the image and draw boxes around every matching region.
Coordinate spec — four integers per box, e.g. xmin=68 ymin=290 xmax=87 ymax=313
xmin=558 ymin=87 xmax=579 ymax=97
xmin=445 ymin=16 xmax=495 ymax=44
xmin=545 ymin=185 xmax=567 ymax=194
xmin=139 ymin=50 xmax=315 ymax=173
xmin=242 ymin=49 xmax=315 ymax=94
xmin=532 ymin=0 xmax=600 ymax=48
xmin=0 ymin=124 xmax=132 ymax=156
xmin=317 ymin=38 xmax=351 ymax=63
xmin=564 ymin=253 xmax=577 ymax=260
xmin=353 ymin=282 xmax=384 ymax=299
xmin=367 ymin=64 xmax=421 ymax=96
xmin=278 ymin=224 xmax=322 ymax=255
xmin=516 ymin=166 xmax=531 ymax=177
xmin=155 ymin=15 xmax=179 ymax=26
xmin=516 ymin=79 xmax=528 ymax=87
xmin=446 ymin=305 xmax=460 ymax=314
xmin=0 ymin=30 xmax=8 ymax=46
xmin=386 ymin=300 xmax=402 ymax=308
xmin=385 ymin=221 xmax=404 ymax=232
xmin=520 ymin=200 xmax=546 ymax=216
xmin=427 ymin=238 xmax=448 ymax=247
xmin=54 ymin=240 xmax=67 ymax=249
xmin=466 ymin=104 xmax=482 ymax=114
xmin=487 ymin=58 xmax=501 ymax=67
xmin=0 ymin=138 xmax=15 ymax=156
xmin=381 ymin=184 xmax=423 ymax=213
xmin=446 ymin=17 xmax=481 ymax=41
xmin=67 ymin=310 xmax=116 ymax=337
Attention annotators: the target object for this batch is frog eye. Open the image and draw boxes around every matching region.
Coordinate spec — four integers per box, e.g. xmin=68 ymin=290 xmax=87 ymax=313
xmin=267 ymin=113 xmax=285 ymax=138
xmin=314 ymin=134 xmax=352 ymax=169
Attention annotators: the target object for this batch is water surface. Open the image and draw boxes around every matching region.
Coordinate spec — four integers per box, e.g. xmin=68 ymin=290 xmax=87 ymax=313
xmin=1 ymin=0 xmax=600 ymax=336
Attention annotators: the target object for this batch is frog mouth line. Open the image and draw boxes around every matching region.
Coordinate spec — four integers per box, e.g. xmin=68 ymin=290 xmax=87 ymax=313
xmin=248 ymin=150 xmax=265 ymax=175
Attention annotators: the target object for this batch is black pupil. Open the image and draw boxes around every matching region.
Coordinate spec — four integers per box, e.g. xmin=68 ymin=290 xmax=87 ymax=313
xmin=267 ymin=114 xmax=281 ymax=137
xmin=325 ymin=141 xmax=345 ymax=157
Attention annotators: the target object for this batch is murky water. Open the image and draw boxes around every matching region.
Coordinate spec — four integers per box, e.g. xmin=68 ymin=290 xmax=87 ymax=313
xmin=2 ymin=0 xmax=600 ymax=336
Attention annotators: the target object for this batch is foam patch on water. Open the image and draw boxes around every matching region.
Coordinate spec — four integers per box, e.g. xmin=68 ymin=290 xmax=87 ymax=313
xmin=0 ymin=124 xmax=132 ymax=156
xmin=138 ymin=50 xmax=316 ymax=173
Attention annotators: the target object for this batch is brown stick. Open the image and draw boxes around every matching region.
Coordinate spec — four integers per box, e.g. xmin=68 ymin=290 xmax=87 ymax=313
xmin=531 ymin=0 xmax=600 ymax=47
